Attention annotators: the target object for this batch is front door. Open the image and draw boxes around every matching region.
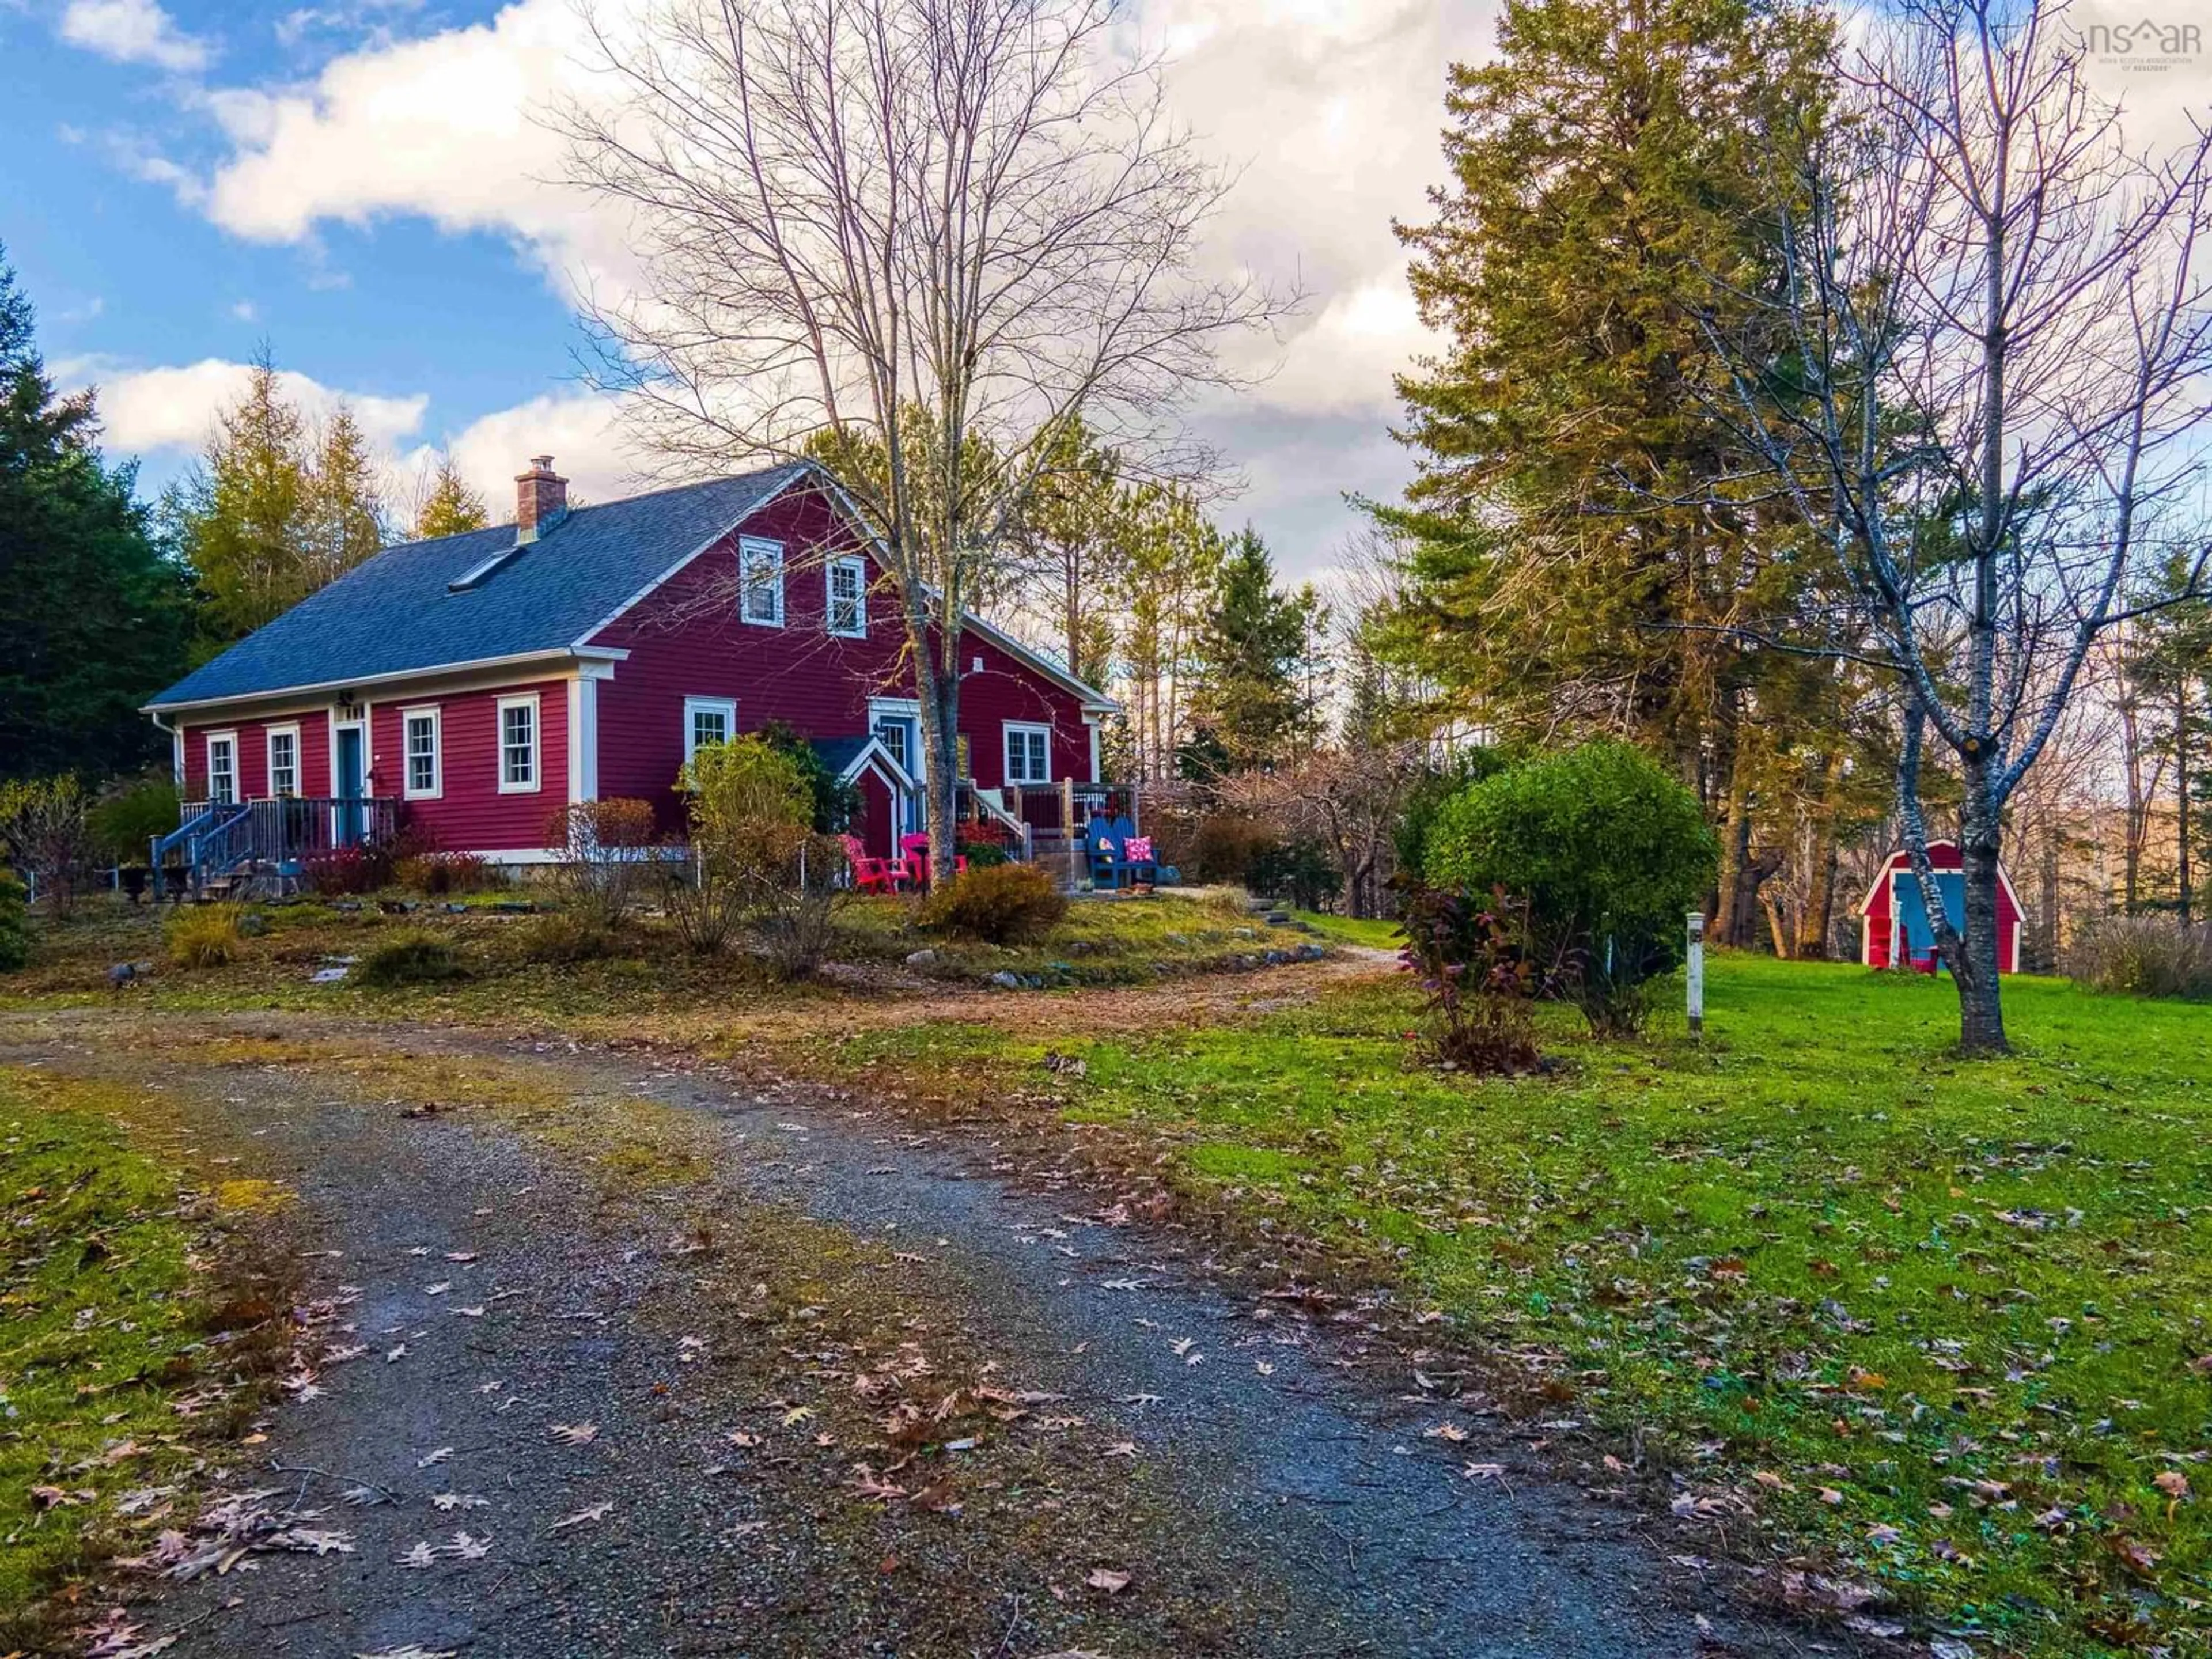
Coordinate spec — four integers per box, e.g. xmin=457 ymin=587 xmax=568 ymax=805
xmin=334 ymin=725 xmax=366 ymax=846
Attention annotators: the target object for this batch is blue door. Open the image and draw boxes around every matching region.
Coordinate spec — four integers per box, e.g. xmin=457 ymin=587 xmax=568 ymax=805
xmin=1892 ymin=870 xmax=1964 ymax=963
xmin=335 ymin=725 xmax=366 ymax=846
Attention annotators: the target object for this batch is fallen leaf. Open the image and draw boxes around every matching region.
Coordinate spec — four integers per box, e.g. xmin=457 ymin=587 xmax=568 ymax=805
xmin=2156 ymin=1470 xmax=2191 ymax=1501
xmin=551 ymin=1502 xmax=613 ymax=1533
xmin=415 ymin=1447 xmax=453 ymax=1469
xmin=1084 ymin=1567 xmax=1131 ymax=1594
xmin=548 ymin=1423 xmax=599 ymax=1446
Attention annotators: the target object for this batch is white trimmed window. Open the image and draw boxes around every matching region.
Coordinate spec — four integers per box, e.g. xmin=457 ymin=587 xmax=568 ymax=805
xmin=497 ymin=694 xmax=540 ymax=793
xmin=740 ymin=536 xmax=785 ymax=626
xmin=266 ymin=725 xmax=299 ymax=797
xmin=684 ymin=696 xmax=736 ymax=764
xmin=205 ymin=732 xmax=238 ymax=804
xmin=1003 ymin=722 xmax=1051 ymax=786
xmin=827 ymin=556 xmax=867 ymax=637
xmin=402 ymin=706 xmax=442 ymax=800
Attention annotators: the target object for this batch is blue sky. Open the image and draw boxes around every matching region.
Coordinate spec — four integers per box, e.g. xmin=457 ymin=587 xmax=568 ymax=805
xmin=2 ymin=0 xmax=1472 ymax=578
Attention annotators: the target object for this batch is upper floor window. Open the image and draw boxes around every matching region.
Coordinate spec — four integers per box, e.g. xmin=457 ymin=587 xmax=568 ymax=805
xmin=740 ymin=536 xmax=784 ymax=627
xmin=266 ymin=726 xmax=299 ymax=797
xmin=827 ymin=556 xmax=868 ymax=637
xmin=497 ymin=693 xmax=540 ymax=793
xmin=403 ymin=707 xmax=442 ymax=799
xmin=1004 ymin=722 xmax=1051 ymax=786
xmin=684 ymin=695 xmax=736 ymax=764
xmin=205 ymin=733 xmax=237 ymax=804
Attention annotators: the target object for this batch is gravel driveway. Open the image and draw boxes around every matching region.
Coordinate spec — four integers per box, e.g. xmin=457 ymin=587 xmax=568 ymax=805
xmin=2 ymin=1008 xmax=1868 ymax=1659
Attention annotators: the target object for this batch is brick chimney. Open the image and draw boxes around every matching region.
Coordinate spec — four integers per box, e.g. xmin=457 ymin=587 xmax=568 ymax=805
xmin=515 ymin=455 xmax=568 ymax=544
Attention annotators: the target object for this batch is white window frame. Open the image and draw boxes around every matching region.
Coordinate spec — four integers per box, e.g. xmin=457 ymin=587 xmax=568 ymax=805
xmin=497 ymin=692 xmax=541 ymax=794
xmin=683 ymin=695 xmax=737 ymax=764
xmin=204 ymin=730 xmax=238 ymax=805
xmin=401 ymin=704 xmax=443 ymax=801
xmin=1003 ymin=721 xmax=1052 ymax=786
xmin=826 ymin=555 xmax=868 ymax=638
xmin=739 ymin=535 xmax=785 ymax=627
xmin=264 ymin=724 xmax=300 ymax=798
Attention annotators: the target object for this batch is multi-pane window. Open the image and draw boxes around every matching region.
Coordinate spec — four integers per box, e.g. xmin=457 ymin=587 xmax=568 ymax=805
xmin=498 ymin=695 xmax=539 ymax=791
xmin=828 ymin=557 xmax=866 ymax=637
xmin=206 ymin=734 xmax=237 ymax=804
xmin=1004 ymin=724 xmax=1050 ymax=785
xmin=872 ymin=717 xmax=907 ymax=771
xmin=684 ymin=696 xmax=736 ymax=764
xmin=267 ymin=728 xmax=298 ymax=796
xmin=740 ymin=536 xmax=784 ymax=626
xmin=403 ymin=709 xmax=441 ymax=798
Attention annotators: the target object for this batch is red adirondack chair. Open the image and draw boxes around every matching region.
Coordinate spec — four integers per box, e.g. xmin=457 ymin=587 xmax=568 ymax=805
xmin=842 ymin=834 xmax=907 ymax=895
xmin=899 ymin=834 xmax=967 ymax=889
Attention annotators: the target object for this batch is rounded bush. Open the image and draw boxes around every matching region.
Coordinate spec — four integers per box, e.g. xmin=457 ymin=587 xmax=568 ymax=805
xmin=165 ymin=904 xmax=243 ymax=969
xmin=1424 ymin=740 xmax=1715 ymax=1034
xmin=357 ymin=930 xmax=467 ymax=988
xmin=919 ymin=862 xmax=1069 ymax=945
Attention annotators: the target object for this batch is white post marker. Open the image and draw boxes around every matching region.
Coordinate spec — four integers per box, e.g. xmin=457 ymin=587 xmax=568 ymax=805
xmin=1687 ymin=911 xmax=1705 ymax=1039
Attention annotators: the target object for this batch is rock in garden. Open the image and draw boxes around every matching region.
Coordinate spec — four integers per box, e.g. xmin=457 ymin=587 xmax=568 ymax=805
xmin=989 ymin=970 xmax=1024 ymax=990
xmin=905 ymin=948 xmax=938 ymax=967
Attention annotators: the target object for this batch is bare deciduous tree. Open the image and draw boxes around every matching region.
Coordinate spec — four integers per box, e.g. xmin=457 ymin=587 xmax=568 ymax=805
xmin=561 ymin=0 xmax=1286 ymax=876
xmin=1704 ymin=0 xmax=2212 ymax=1052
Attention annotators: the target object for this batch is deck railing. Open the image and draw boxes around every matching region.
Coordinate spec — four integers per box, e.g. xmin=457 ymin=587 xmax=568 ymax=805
xmin=155 ymin=797 xmax=400 ymax=893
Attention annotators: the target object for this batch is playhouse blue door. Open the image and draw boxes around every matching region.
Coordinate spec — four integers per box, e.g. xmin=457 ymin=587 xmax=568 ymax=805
xmin=1892 ymin=870 xmax=1964 ymax=961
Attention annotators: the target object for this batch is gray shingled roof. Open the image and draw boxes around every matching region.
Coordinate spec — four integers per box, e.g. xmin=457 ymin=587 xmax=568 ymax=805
xmin=148 ymin=464 xmax=810 ymax=709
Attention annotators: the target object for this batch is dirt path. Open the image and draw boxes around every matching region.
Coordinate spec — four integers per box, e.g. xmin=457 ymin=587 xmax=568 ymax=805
xmin=3 ymin=1007 xmax=1857 ymax=1659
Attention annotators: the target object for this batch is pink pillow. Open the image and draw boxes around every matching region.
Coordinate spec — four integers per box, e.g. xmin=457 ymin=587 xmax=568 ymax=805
xmin=1125 ymin=836 xmax=1153 ymax=861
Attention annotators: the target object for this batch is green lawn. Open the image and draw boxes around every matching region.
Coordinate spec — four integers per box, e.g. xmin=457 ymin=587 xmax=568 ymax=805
xmin=0 ymin=1071 xmax=284 ymax=1630
xmin=838 ymin=957 xmax=2212 ymax=1655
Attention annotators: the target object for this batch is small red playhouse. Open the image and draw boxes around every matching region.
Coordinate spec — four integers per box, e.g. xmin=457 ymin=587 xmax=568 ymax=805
xmin=1858 ymin=840 xmax=2023 ymax=973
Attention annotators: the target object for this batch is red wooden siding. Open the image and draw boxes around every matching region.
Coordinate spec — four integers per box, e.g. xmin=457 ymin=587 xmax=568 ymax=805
xmin=367 ymin=679 xmax=571 ymax=853
xmin=587 ymin=484 xmax=1096 ymax=832
xmin=177 ymin=678 xmax=570 ymax=855
xmin=180 ymin=713 xmax=330 ymax=804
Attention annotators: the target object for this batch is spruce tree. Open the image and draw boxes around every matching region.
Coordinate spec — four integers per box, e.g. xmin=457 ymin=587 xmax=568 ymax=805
xmin=300 ymin=404 xmax=387 ymax=589
xmin=0 ymin=246 xmax=191 ymax=779
xmin=1184 ymin=528 xmax=1310 ymax=776
xmin=1382 ymin=0 xmax=1831 ymax=773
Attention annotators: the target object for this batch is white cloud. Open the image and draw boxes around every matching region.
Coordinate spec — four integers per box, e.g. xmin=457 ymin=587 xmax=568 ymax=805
xmin=230 ymin=300 xmax=259 ymax=322
xmin=59 ymin=0 xmax=211 ymax=73
xmin=67 ymin=357 xmax=429 ymax=457
xmin=137 ymin=0 xmax=1490 ymax=565
xmin=406 ymin=390 xmax=636 ymax=516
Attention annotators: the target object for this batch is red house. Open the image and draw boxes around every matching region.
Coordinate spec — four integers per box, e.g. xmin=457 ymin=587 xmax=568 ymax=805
xmin=143 ymin=459 xmax=1115 ymax=881
xmin=1857 ymin=840 xmax=2023 ymax=973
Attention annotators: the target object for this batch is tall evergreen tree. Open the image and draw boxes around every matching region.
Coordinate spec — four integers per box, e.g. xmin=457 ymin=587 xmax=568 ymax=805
xmin=166 ymin=350 xmax=312 ymax=652
xmin=1381 ymin=0 xmax=1836 ymax=936
xmin=300 ymin=406 xmax=387 ymax=588
xmin=411 ymin=451 xmax=491 ymax=540
xmin=1184 ymin=529 xmax=1311 ymax=775
xmin=2127 ymin=552 xmax=2212 ymax=925
xmin=0 ymin=245 xmax=191 ymax=780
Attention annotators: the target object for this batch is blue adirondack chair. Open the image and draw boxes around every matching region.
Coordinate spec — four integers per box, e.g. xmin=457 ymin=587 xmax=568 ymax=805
xmin=1086 ymin=815 xmax=1156 ymax=890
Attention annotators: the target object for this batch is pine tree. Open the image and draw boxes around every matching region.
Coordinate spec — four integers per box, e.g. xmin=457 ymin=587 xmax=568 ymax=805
xmin=2127 ymin=553 xmax=2212 ymax=925
xmin=1184 ymin=529 xmax=1311 ymax=777
xmin=412 ymin=450 xmax=491 ymax=540
xmin=0 ymin=245 xmax=191 ymax=779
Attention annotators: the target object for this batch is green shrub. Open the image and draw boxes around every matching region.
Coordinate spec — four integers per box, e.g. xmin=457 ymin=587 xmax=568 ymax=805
xmin=1394 ymin=746 xmax=1509 ymax=878
xmin=88 ymin=775 xmax=181 ymax=865
xmin=920 ymin=862 xmax=1069 ymax=945
xmin=513 ymin=910 xmax=622 ymax=965
xmin=1247 ymin=837 xmax=1342 ymax=910
xmin=2064 ymin=915 xmax=2212 ymax=999
xmin=166 ymin=904 xmax=243 ymax=969
xmin=357 ymin=930 xmax=466 ymax=988
xmin=1426 ymin=740 xmax=1715 ymax=1035
xmin=0 ymin=873 xmax=27 ymax=972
